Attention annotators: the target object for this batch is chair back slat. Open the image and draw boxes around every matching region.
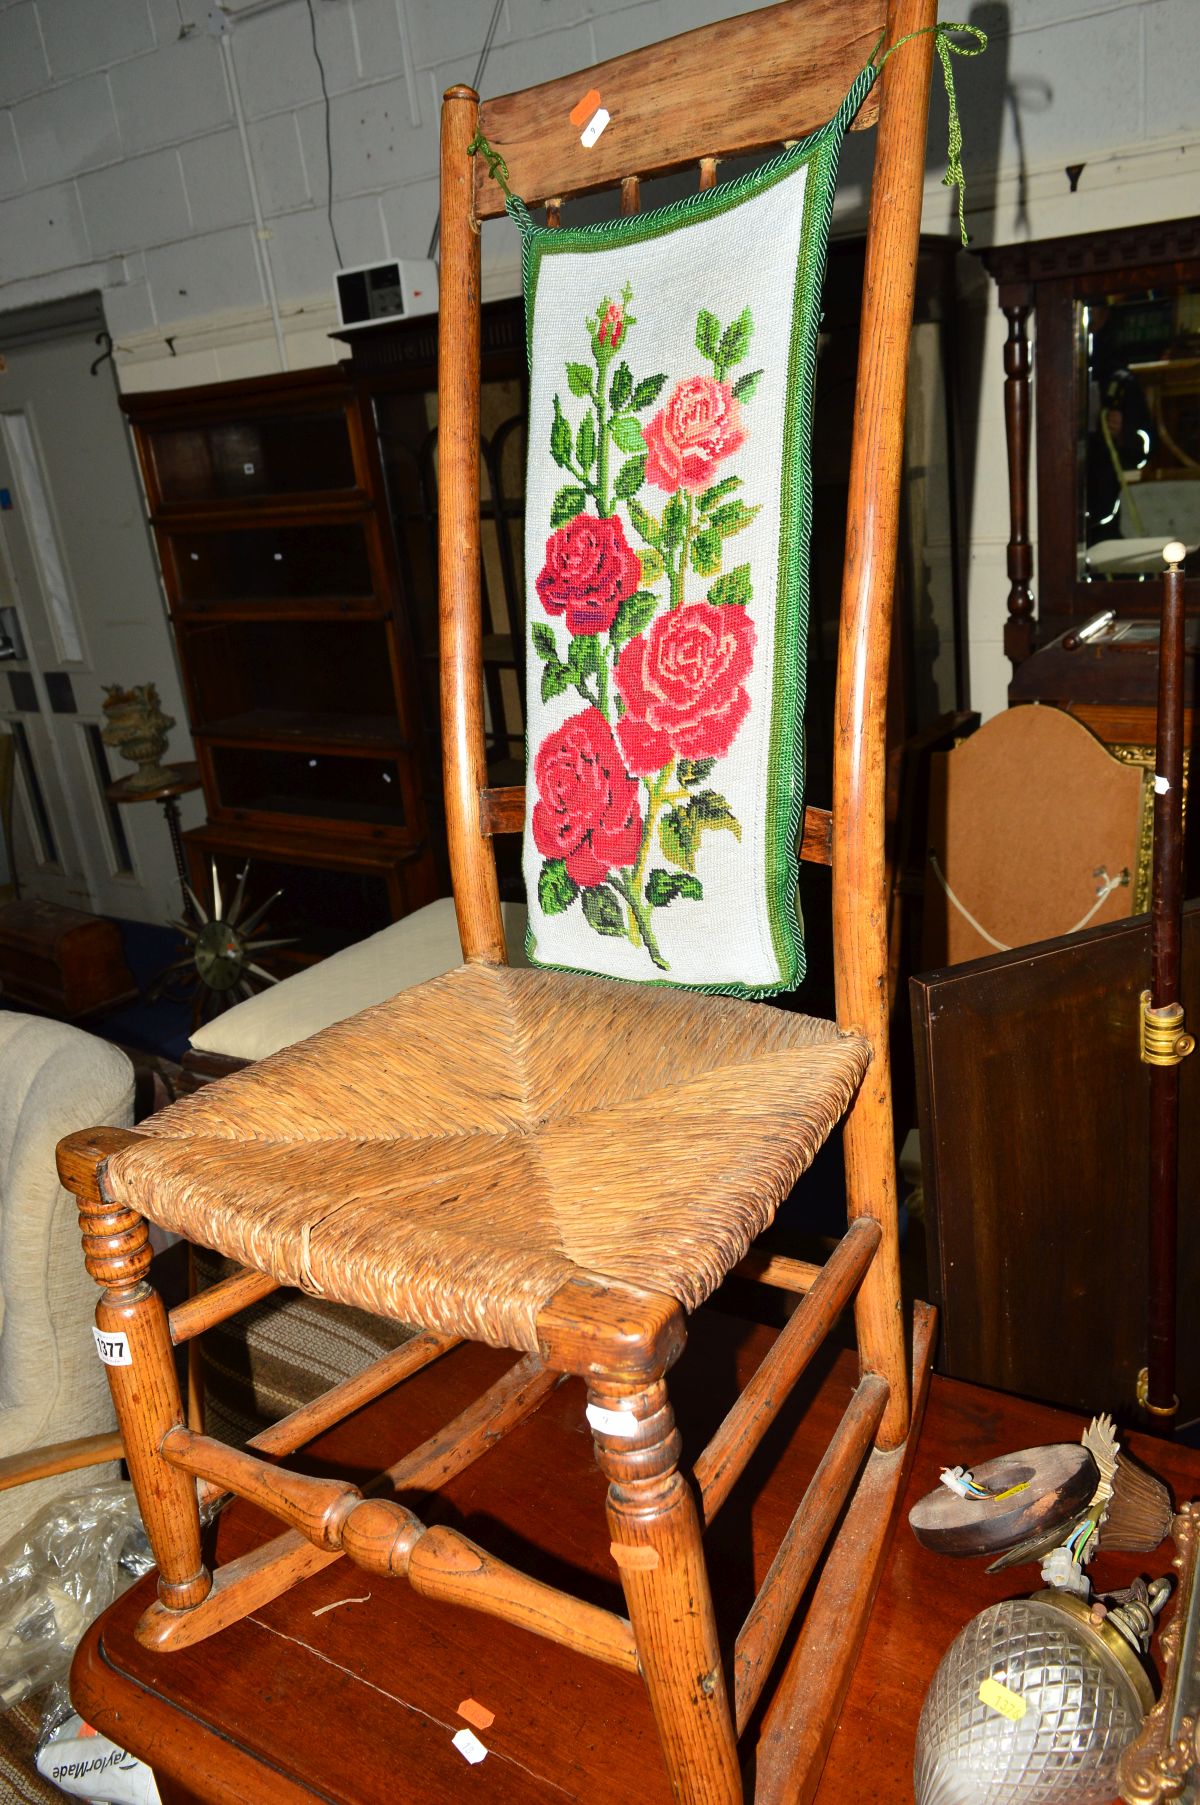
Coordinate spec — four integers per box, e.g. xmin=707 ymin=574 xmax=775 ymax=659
xmin=475 ymin=0 xmax=883 ymax=220
xmin=479 ymin=783 xmax=835 ymax=868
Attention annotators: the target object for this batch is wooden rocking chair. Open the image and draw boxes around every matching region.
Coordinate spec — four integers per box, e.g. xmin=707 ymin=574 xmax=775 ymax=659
xmin=58 ymin=4 xmax=939 ymax=1798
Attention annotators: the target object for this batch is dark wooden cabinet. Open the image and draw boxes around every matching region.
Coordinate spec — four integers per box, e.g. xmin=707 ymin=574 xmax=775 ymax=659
xmin=124 ymin=368 xmax=439 ymax=959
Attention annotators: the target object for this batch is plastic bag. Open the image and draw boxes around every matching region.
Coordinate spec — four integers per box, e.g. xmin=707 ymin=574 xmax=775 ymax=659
xmin=0 ymin=1481 xmax=151 ymax=1713
xmin=35 ymin=1709 xmax=161 ymax=1804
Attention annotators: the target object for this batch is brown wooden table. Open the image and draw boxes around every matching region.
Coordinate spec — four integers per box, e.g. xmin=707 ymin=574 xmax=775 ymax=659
xmin=72 ymin=1310 xmax=1200 ymax=1804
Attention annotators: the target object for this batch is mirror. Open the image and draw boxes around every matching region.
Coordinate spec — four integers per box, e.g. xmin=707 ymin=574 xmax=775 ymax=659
xmin=1079 ymin=287 xmax=1200 ymax=581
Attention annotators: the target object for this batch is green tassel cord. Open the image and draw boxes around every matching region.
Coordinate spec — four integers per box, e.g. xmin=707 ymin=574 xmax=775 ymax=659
xmin=874 ymin=22 xmax=989 ymax=246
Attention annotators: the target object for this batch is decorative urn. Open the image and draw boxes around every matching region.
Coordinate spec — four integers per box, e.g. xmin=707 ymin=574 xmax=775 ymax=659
xmin=101 ymin=682 xmax=175 ymax=790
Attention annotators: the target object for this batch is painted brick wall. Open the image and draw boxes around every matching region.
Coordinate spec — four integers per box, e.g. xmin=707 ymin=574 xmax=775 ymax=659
xmin=0 ymin=0 xmax=1196 ymax=715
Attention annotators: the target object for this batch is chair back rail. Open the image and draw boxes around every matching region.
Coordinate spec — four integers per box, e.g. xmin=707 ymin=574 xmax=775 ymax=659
xmin=473 ymin=0 xmax=884 ymax=220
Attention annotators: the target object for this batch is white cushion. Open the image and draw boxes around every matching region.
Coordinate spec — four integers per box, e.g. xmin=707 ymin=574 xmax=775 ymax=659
xmin=190 ymin=897 xmax=529 ymax=1064
xmin=0 ymin=1013 xmax=134 ymax=1543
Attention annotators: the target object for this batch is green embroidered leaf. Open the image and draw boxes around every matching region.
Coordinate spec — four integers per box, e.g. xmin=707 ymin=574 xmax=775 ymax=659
xmin=538 ymin=859 xmax=577 ymax=915
xmin=550 ymin=484 xmax=587 ymax=528
xmin=575 ymin=414 xmax=596 ymax=473
xmin=541 ymin=659 xmax=571 ymax=704
xmin=732 ymin=368 xmax=763 ymax=403
xmin=581 ymin=884 xmax=626 ymax=936
xmin=566 ymin=362 xmax=594 ymax=399
xmin=610 ymin=414 xmax=645 ymax=454
xmin=531 ymin=623 xmax=558 ymax=661
xmin=627 ymin=499 xmax=661 ymax=546
xmin=638 ymin=546 xmax=665 ymax=585
xmin=610 ymin=590 xmax=658 ymax=651
xmin=689 ymin=789 xmax=742 ymax=839
xmin=698 ymin=476 xmax=741 ymax=512
xmin=631 ymin=373 xmax=668 ymax=410
xmin=568 ymin=634 xmax=600 ymax=683
xmin=676 ymin=757 xmax=716 ymax=788
xmin=550 ymin=396 xmax=572 ymax=468
xmin=708 ymin=564 xmax=752 ymax=607
xmin=711 ymin=499 xmax=761 ymax=538
xmin=613 ymin=454 xmax=647 ymax=500
xmin=609 ymin=362 xmax=633 ymax=412
xmin=661 ymin=493 xmax=687 ymax=549
xmin=646 ymin=868 xmax=703 ymax=907
xmin=659 ymin=807 xmax=699 ymax=872
xmin=695 ymin=309 xmax=721 ymax=360
xmin=660 ymin=793 xmax=740 ymax=872
xmin=717 ymin=307 xmax=753 ymax=371
xmin=690 ymin=528 xmax=722 ymax=577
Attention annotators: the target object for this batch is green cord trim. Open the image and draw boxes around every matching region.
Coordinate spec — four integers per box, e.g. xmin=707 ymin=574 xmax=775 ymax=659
xmin=874 ymin=21 xmax=988 ymax=246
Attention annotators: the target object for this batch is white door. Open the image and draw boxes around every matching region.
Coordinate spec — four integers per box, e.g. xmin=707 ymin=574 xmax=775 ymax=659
xmin=0 ymin=297 xmax=197 ymax=924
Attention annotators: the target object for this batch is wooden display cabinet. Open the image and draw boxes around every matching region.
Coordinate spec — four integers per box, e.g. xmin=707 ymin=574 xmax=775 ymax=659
xmin=124 ymin=368 xmax=439 ymax=958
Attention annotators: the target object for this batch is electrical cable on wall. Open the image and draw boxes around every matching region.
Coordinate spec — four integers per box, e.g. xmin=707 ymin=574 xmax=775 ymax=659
xmin=426 ymin=0 xmax=506 ymax=263
xmin=304 ymin=0 xmax=345 ymax=267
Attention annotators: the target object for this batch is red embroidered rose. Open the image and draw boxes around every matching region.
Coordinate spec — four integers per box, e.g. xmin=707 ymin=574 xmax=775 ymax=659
xmin=642 ymin=375 xmax=746 ymax=494
xmin=615 ymin=601 xmax=756 ymax=773
xmin=532 ymin=707 xmax=642 ymax=887
xmin=535 ymin=512 xmax=641 ymax=636
xmin=597 ymin=301 xmax=625 ymax=349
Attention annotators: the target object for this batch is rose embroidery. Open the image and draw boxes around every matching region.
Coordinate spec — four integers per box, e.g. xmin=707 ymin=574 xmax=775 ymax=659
xmin=615 ymin=601 xmax=756 ymax=775
xmin=532 ymin=293 xmax=763 ymax=969
xmin=643 ymin=375 xmax=746 ymax=494
xmin=531 ymin=707 xmax=642 ymax=888
xmin=536 ymin=512 xmax=640 ymax=637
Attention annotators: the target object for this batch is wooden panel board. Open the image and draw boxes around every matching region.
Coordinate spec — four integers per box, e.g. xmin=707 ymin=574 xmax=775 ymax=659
xmin=475 ymin=0 xmax=882 ymax=218
xmin=912 ymin=901 xmax=1200 ymax=1415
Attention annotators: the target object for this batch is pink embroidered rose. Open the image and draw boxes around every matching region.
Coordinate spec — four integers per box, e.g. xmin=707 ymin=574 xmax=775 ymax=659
xmin=642 ymin=375 xmax=746 ymax=494
xmin=597 ymin=301 xmax=625 ymax=349
xmin=615 ymin=601 xmax=756 ymax=773
xmin=535 ymin=512 xmax=641 ymax=636
xmin=532 ymin=707 xmax=642 ymax=887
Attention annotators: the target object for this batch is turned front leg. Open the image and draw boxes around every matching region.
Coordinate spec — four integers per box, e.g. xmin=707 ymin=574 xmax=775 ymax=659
xmin=62 ymin=1130 xmax=211 ymax=1614
xmin=589 ymin=1377 xmax=741 ymax=1805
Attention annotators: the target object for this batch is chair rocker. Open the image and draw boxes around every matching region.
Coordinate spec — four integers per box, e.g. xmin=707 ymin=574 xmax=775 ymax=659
xmin=58 ymin=3 xmax=940 ymax=1798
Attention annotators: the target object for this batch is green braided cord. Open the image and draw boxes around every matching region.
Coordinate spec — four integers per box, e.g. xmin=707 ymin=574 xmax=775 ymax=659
xmin=466 ymin=128 xmax=534 ymax=233
xmin=875 ymin=22 xmax=988 ymax=246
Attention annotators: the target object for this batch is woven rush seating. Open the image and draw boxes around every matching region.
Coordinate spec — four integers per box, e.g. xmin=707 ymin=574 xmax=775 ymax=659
xmin=99 ymin=965 xmax=871 ymax=1351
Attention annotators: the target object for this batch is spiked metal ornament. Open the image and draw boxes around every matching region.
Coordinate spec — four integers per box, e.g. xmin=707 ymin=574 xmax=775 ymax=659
xmin=164 ymin=859 xmax=296 ymax=1019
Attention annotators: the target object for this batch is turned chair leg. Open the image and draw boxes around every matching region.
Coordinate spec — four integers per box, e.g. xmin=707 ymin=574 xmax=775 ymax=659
xmin=71 ymin=1138 xmax=211 ymax=1614
xmin=590 ymin=1377 xmax=741 ymax=1805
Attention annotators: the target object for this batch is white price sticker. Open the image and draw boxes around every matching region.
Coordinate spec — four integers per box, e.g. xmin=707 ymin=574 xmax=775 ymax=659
xmin=92 ymin=1327 xmax=132 ymax=1367
xmin=586 ymin=1402 xmax=639 ymax=1438
xmin=452 ymin=1729 xmax=488 ymax=1765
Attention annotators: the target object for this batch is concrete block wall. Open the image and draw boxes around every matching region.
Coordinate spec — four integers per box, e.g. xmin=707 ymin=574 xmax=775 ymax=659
xmin=0 ymin=0 xmax=1197 ymax=718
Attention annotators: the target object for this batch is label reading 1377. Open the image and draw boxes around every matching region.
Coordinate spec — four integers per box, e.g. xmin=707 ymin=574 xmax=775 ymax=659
xmin=92 ymin=1327 xmax=132 ymax=1367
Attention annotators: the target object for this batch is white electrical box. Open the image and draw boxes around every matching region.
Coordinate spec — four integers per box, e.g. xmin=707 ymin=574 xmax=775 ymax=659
xmin=335 ymin=259 xmax=438 ymax=330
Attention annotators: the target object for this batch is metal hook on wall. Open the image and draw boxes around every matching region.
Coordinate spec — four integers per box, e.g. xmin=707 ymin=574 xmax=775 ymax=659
xmin=89 ymin=330 xmax=114 ymax=376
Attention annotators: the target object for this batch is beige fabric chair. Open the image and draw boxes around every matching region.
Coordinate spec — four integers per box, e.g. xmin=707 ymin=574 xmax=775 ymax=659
xmin=189 ymin=897 xmax=528 ymax=1066
xmin=0 ymin=1014 xmax=134 ymax=1543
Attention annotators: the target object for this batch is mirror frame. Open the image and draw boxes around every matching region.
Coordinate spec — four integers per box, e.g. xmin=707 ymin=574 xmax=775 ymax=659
xmin=984 ymin=216 xmax=1200 ymax=670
